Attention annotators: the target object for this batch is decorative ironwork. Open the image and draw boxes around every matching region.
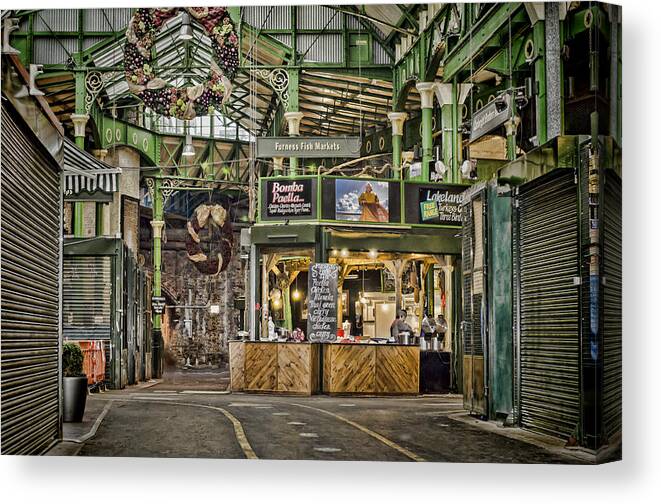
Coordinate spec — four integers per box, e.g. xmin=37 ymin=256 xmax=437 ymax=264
xmin=145 ymin=176 xmax=155 ymax=199
xmin=145 ymin=175 xmax=249 ymax=204
xmin=161 ymin=177 xmax=185 ymax=200
xmin=251 ymin=68 xmax=289 ymax=110
xmin=84 ymin=71 xmax=119 ymax=114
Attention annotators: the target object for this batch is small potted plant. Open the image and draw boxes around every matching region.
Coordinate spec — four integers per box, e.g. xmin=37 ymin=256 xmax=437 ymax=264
xmin=62 ymin=342 xmax=88 ymax=422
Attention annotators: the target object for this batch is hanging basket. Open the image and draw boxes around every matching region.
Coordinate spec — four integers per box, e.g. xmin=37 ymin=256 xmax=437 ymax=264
xmin=123 ymin=7 xmax=239 ymax=120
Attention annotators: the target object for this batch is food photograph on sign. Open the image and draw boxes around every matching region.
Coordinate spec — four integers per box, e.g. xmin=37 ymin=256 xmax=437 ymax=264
xmin=335 ymin=179 xmax=389 ymax=222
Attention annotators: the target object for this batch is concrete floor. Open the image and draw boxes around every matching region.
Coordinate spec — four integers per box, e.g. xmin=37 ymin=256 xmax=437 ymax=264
xmin=48 ymin=370 xmax=617 ymax=464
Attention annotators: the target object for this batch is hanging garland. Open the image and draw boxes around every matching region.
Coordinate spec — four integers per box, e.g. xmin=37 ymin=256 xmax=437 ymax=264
xmin=124 ymin=7 xmax=239 ymax=120
xmin=186 ymin=204 xmax=233 ymax=275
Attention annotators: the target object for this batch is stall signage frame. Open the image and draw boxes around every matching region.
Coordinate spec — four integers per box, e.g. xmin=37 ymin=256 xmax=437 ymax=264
xmin=256 ymin=136 xmax=361 ymax=159
xmin=469 ymin=93 xmax=512 ymax=142
xmin=265 ymin=178 xmax=313 ymax=218
xmin=307 ymin=263 xmax=339 ymax=343
xmin=405 ymin=183 xmax=467 ymax=225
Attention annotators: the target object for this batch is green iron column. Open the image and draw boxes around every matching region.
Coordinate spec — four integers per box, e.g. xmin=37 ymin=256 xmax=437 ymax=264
xmin=387 ymin=112 xmax=408 ymax=179
xmin=284 ymin=68 xmax=302 ymax=177
xmin=71 ymin=64 xmax=89 ymax=237
xmin=284 ymin=111 xmax=304 ymax=177
xmin=415 ymin=82 xmax=436 ymax=182
xmin=151 ymin=178 xmax=165 ymax=376
xmin=437 ymin=82 xmax=473 ymax=183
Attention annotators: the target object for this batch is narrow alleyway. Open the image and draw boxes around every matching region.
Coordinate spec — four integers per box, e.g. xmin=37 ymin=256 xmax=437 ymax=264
xmin=50 ymin=385 xmax=610 ymax=464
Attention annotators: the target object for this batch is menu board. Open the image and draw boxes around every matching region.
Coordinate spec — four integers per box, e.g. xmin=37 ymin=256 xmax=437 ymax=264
xmin=307 ymin=263 xmax=339 ymax=342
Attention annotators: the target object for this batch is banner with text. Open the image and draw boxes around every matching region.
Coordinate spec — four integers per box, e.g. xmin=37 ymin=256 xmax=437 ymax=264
xmin=256 ymin=136 xmax=361 ymax=159
xmin=264 ymin=178 xmax=314 ymax=220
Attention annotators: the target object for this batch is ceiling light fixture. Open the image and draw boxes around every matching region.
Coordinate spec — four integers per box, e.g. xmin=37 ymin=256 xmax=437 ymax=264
xmin=182 ymin=134 xmax=195 ymax=159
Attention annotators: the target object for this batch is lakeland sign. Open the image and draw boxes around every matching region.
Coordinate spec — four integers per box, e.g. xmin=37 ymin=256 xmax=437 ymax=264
xmin=256 ymin=136 xmax=361 ymax=159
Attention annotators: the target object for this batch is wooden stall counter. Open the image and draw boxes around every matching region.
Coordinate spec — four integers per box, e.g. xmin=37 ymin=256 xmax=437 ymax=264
xmin=323 ymin=343 xmax=419 ymax=395
xmin=229 ymin=341 xmax=319 ymax=395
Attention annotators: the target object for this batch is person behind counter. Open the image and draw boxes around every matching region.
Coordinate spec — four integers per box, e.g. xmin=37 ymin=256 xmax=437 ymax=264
xmin=390 ymin=309 xmax=413 ymax=343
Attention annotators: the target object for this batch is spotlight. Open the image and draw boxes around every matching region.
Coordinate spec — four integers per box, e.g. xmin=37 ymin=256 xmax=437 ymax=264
xmin=292 ymin=289 xmax=301 ymax=301
xmin=182 ymin=134 xmax=195 ymax=159
xmin=340 ymin=248 xmax=349 ymax=257
xmin=368 ymin=249 xmax=378 ymax=259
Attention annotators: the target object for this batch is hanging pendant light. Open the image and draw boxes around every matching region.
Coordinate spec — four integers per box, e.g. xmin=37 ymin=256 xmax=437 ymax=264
xmin=292 ymin=274 xmax=301 ymax=301
xmin=179 ymin=12 xmax=194 ymax=41
xmin=182 ymin=134 xmax=195 ymax=159
xmin=360 ymin=267 xmax=368 ymax=304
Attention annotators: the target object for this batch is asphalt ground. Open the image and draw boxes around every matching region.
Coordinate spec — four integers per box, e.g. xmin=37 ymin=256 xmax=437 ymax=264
xmin=53 ymin=383 xmax=608 ymax=464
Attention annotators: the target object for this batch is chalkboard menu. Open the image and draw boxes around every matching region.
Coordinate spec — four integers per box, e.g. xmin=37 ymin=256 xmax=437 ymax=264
xmin=307 ymin=263 xmax=339 ymax=342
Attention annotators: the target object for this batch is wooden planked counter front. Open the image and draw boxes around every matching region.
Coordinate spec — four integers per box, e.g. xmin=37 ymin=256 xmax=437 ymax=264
xmin=229 ymin=341 xmax=320 ymax=395
xmin=323 ymin=344 xmax=420 ymax=395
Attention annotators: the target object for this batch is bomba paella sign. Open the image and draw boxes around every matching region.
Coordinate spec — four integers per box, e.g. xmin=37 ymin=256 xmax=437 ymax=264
xmin=266 ymin=179 xmax=313 ymax=218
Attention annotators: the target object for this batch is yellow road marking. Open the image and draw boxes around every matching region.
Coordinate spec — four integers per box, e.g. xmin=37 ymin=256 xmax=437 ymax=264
xmin=112 ymin=398 xmax=258 ymax=460
xmin=289 ymin=402 xmax=426 ymax=462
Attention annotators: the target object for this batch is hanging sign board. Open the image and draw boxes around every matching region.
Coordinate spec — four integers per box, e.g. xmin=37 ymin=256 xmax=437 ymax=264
xmin=307 ymin=263 xmax=339 ymax=342
xmin=264 ymin=178 xmax=314 ymax=219
xmin=469 ymin=93 xmax=512 ymax=143
xmin=404 ymin=183 xmax=468 ymax=226
xmin=417 ymin=185 xmax=465 ymax=225
xmin=256 ymin=136 xmax=362 ymax=159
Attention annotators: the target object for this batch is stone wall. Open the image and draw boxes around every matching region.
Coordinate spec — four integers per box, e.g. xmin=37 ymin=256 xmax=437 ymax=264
xmin=141 ymin=216 xmax=245 ymax=368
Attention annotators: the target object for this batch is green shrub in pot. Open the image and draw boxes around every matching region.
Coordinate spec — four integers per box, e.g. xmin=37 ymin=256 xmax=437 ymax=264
xmin=62 ymin=342 xmax=88 ymax=422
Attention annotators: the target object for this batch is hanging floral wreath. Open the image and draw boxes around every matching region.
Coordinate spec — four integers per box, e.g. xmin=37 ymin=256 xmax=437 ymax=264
xmin=124 ymin=7 xmax=239 ymax=120
xmin=186 ymin=204 xmax=233 ymax=275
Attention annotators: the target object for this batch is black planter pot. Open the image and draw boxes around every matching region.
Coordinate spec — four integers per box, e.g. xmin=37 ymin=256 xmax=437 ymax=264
xmin=63 ymin=376 xmax=88 ymax=423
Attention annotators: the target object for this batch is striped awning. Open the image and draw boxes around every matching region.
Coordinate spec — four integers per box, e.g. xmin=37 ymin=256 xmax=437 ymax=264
xmin=63 ymin=138 xmax=122 ymax=196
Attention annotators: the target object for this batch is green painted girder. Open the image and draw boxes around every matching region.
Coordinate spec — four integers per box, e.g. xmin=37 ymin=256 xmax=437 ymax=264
xmin=565 ymin=5 xmax=610 ymax=41
xmin=392 ymin=5 xmax=452 ymax=105
xmin=442 ymin=2 xmax=525 ymax=82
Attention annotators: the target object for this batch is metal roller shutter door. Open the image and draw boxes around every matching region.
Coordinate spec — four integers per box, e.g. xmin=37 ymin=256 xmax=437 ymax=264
xmin=1 ymin=105 xmax=61 ymax=455
xmin=461 ymin=190 xmax=487 ymax=416
xmin=62 ymin=255 xmax=112 ymax=384
xmin=602 ymin=171 xmax=622 ymax=439
xmin=63 ymin=257 xmax=112 ymax=339
xmin=517 ymin=170 xmax=580 ymax=439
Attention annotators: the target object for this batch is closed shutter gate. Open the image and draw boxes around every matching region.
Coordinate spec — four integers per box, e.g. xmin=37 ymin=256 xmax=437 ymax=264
xmin=602 ymin=171 xmax=622 ymax=439
xmin=62 ymin=256 xmax=112 ymax=383
xmin=461 ymin=190 xmax=487 ymax=416
xmin=1 ymin=105 xmax=61 ymax=454
xmin=516 ymin=170 xmax=580 ymax=439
